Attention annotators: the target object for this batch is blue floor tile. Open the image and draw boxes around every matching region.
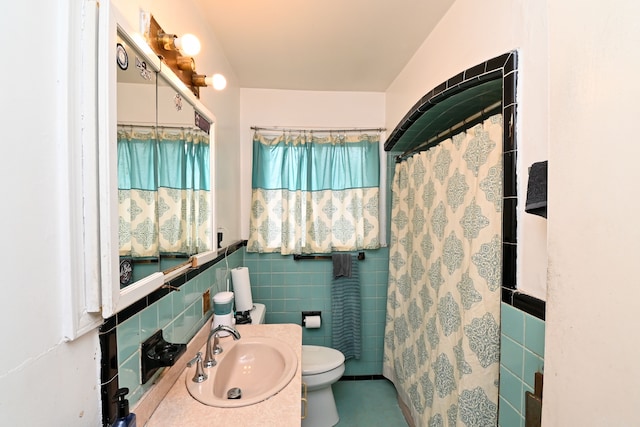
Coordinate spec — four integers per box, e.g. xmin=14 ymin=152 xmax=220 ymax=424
xmin=333 ymin=379 xmax=407 ymax=426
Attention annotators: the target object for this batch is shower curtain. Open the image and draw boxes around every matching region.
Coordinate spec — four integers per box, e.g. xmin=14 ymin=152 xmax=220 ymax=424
xmin=383 ymin=114 xmax=503 ymax=427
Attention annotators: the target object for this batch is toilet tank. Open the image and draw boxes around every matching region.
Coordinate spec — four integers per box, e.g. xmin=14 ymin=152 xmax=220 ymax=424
xmin=250 ymin=303 xmax=266 ymax=324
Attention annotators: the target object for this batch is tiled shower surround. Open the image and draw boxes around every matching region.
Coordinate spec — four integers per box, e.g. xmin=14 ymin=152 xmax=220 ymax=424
xmin=499 ymin=303 xmax=546 ymax=427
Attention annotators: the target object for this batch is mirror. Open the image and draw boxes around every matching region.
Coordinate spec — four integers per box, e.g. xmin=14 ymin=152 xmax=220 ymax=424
xmin=116 ymin=31 xmax=161 ymax=285
xmin=99 ymin=6 xmax=216 ymax=317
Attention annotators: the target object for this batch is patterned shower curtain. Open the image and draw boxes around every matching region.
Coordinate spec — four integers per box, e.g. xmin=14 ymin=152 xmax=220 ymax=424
xmin=383 ymin=114 xmax=503 ymax=427
xmin=118 ymin=126 xmax=211 ymax=258
xmin=247 ymin=132 xmax=380 ymax=255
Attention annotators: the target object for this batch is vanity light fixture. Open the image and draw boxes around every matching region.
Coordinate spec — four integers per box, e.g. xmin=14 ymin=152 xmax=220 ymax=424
xmin=157 ymin=32 xmax=201 ymax=56
xmin=147 ymin=15 xmax=226 ymax=98
xmin=192 ymin=73 xmax=227 ymax=90
xmin=176 ymin=56 xmax=196 ymax=71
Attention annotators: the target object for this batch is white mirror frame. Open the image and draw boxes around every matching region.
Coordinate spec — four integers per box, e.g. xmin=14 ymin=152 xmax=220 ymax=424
xmin=98 ymin=1 xmax=216 ymax=318
xmin=61 ymin=1 xmax=104 ymax=340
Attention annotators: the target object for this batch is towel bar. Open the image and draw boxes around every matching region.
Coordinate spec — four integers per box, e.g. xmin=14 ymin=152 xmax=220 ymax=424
xmin=293 ymin=252 xmax=365 ymax=261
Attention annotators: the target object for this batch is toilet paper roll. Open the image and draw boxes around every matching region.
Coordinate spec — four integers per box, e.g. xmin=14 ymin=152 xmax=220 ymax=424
xmin=231 ymin=267 xmax=253 ymax=312
xmin=304 ymin=315 xmax=321 ymax=329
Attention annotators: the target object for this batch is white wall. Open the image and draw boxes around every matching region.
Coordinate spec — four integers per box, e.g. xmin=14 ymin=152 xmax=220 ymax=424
xmin=239 ymin=89 xmax=386 ymax=239
xmin=0 ymin=1 xmax=241 ymax=425
xmin=0 ymin=1 xmax=103 ymax=425
xmin=385 ymin=0 xmax=549 ymax=300
xmin=543 ymin=0 xmax=640 ymax=424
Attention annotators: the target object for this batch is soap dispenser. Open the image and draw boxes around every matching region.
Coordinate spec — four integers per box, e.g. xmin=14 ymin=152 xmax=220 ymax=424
xmin=112 ymin=388 xmax=136 ymax=427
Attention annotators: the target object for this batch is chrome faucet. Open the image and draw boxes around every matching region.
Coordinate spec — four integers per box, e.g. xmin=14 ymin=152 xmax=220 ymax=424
xmin=186 ymin=352 xmax=207 ymax=383
xmin=204 ymin=324 xmax=241 ymax=368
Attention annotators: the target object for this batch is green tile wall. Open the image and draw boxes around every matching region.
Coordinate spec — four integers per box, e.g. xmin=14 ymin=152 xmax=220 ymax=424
xmin=244 ymin=246 xmax=389 ymax=376
xmin=115 ymin=249 xmax=244 ymax=406
xmin=499 ymin=302 xmax=545 ymax=427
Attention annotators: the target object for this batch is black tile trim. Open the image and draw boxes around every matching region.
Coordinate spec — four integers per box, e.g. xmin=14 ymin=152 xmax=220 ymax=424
xmin=513 ymin=292 xmax=546 ymax=321
xmin=503 ymin=198 xmax=517 ymax=244
xmin=104 ymin=240 xmax=247 ymax=326
xmin=339 ymin=374 xmax=387 ymax=381
xmin=502 ymin=243 xmax=517 ymax=289
xmin=387 ymin=50 xmax=528 ymax=319
xmin=101 ymin=375 xmax=119 ymax=427
xmin=384 ymin=52 xmax=515 ymax=152
xmin=502 ymin=289 xmax=545 ymax=321
xmin=503 ymin=151 xmax=517 ymax=198
xmin=502 ymin=287 xmax=515 ymax=305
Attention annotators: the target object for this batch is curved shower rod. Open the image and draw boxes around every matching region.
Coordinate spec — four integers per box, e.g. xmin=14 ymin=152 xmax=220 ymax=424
xmin=395 ymin=100 xmax=502 ymax=163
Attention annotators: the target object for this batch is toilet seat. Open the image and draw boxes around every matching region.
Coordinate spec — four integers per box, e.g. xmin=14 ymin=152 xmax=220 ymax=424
xmin=302 ymin=345 xmax=345 ymax=375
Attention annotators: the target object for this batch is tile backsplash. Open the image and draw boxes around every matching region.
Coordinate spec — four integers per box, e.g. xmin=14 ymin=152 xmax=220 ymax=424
xmin=244 ymin=247 xmax=389 ymax=376
xmin=101 ymin=243 xmax=544 ymax=426
xmin=100 ymin=247 xmax=244 ymax=425
xmin=102 ymin=243 xmax=390 ymax=422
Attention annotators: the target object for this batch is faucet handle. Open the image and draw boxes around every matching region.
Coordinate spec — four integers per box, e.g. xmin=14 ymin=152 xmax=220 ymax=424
xmin=187 ymin=352 xmax=208 ymax=383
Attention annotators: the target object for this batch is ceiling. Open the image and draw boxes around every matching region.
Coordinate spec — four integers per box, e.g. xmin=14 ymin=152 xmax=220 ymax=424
xmin=193 ymin=0 xmax=456 ymax=92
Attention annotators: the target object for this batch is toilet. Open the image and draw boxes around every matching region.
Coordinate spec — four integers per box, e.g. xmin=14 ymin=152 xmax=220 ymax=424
xmin=247 ymin=303 xmax=345 ymax=427
xmin=301 ymin=345 xmax=345 ymax=427
xmin=248 ymin=303 xmax=266 ymax=325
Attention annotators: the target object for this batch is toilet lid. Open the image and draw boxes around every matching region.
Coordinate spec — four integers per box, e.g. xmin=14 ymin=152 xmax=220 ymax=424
xmin=302 ymin=345 xmax=345 ymax=375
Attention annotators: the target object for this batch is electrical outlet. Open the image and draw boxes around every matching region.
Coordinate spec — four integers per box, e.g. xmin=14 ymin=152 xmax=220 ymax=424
xmin=203 ymin=289 xmax=211 ymax=315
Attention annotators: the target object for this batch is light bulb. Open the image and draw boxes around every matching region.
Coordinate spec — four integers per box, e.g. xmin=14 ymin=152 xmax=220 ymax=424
xmin=174 ymin=33 xmax=201 ymax=56
xmin=211 ymin=73 xmax=227 ymax=90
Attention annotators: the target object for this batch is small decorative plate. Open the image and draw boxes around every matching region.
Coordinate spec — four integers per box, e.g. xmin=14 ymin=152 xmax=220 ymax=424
xmin=119 ymin=258 xmax=133 ymax=286
xmin=174 ymin=93 xmax=183 ymax=111
xmin=135 ymin=56 xmax=152 ymax=80
xmin=116 ymin=43 xmax=128 ymax=70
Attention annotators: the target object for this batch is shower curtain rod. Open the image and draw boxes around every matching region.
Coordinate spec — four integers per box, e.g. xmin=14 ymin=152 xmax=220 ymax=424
xmin=395 ymin=100 xmax=502 ymax=163
xmin=251 ymin=126 xmax=385 ymax=134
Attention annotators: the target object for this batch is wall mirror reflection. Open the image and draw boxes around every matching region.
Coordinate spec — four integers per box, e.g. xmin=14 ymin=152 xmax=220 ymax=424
xmin=101 ymin=23 xmax=216 ymax=317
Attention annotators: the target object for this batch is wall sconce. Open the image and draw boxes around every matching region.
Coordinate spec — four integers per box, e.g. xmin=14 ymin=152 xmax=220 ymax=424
xmin=147 ymin=15 xmax=225 ymax=98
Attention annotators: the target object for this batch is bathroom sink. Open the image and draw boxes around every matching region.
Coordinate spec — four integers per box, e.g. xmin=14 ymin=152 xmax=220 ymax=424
xmin=185 ymin=336 xmax=298 ymax=408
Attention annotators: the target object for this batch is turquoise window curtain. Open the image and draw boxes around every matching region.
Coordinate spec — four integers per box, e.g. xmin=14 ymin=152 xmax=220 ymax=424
xmin=118 ymin=126 xmax=159 ymax=258
xmin=157 ymin=127 xmax=211 ymax=255
xmin=247 ymin=132 xmax=380 ymax=255
xmin=118 ymin=126 xmax=211 ymax=258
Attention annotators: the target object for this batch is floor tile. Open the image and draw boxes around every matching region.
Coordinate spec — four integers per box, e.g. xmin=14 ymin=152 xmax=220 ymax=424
xmin=333 ymin=379 xmax=407 ymax=426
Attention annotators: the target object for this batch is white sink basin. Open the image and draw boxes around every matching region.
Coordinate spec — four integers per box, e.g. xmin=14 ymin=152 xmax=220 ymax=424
xmin=186 ymin=336 xmax=298 ymax=408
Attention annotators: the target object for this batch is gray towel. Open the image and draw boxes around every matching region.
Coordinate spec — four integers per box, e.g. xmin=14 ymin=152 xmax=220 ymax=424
xmin=332 ymin=253 xmax=352 ymax=278
xmin=331 ymin=255 xmax=361 ymax=360
xmin=525 ymin=161 xmax=548 ymax=218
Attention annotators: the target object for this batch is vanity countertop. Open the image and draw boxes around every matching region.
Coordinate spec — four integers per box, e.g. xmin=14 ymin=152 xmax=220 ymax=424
xmin=144 ymin=323 xmax=302 ymax=427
